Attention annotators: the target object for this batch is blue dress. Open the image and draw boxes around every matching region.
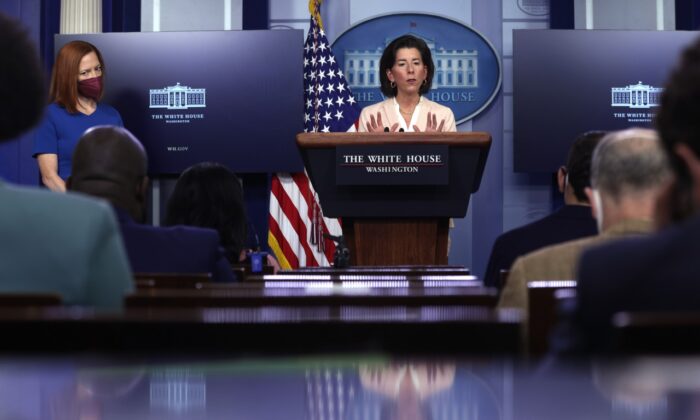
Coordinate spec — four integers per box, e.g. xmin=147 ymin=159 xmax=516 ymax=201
xmin=33 ymin=102 xmax=123 ymax=179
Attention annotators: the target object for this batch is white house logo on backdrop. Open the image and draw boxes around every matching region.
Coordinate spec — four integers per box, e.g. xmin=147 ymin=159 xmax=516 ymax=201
xmin=344 ymin=37 xmax=479 ymax=90
xmin=517 ymin=0 xmax=549 ymax=16
xmin=611 ymin=81 xmax=663 ymax=123
xmin=149 ymin=82 xmax=206 ymax=110
xmin=149 ymin=82 xmax=206 ymax=126
xmin=332 ymin=14 xmax=502 ymax=124
xmin=611 ymin=81 xmax=662 ymax=109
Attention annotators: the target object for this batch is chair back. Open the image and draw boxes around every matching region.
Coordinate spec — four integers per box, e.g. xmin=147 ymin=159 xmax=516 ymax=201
xmin=134 ymin=272 xmax=212 ymax=289
xmin=528 ymin=280 xmax=577 ymax=355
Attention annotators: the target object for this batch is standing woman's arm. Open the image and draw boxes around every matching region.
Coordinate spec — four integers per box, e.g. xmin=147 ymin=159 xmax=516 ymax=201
xmin=36 ymin=153 xmax=65 ymax=192
xmin=33 ymin=108 xmax=66 ymax=192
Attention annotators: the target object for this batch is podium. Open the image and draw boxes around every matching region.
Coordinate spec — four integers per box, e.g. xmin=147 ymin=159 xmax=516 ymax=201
xmin=297 ymin=132 xmax=491 ymax=266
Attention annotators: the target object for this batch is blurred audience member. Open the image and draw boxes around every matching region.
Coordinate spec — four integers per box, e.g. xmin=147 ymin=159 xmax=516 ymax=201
xmin=574 ymin=37 xmax=700 ymax=351
xmin=166 ymin=163 xmax=279 ymax=272
xmin=484 ymin=131 xmax=604 ymax=289
xmin=68 ymin=126 xmax=235 ymax=282
xmin=498 ymin=128 xmax=671 ymax=316
xmin=0 ymin=13 xmax=131 ymax=310
xmin=165 ymin=162 xmax=247 ymax=263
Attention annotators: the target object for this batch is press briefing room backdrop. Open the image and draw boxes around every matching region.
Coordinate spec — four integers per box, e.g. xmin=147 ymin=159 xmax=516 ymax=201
xmin=2 ymin=0 xmax=699 ymax=279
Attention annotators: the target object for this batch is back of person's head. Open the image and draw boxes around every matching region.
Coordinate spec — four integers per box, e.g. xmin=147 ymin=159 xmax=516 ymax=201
xmin=656 ymin=37 xmax=700 ymax=182
xmin=165 ymin=162 xmax=247 ymax=263
xmin=0 ymin=13 xmax=46 ymax=141
xmin=591 ymin=128 xmax=671 ymax=199
xmin=50 ymin=40 xmax=105 ymax=113
xmin=564 ymin=131 xmax=607 ymax=203
xmin=68 ymin=125 xmax=148 ymax=221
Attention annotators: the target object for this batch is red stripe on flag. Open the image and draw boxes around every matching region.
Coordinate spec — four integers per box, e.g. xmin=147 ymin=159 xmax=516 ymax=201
xmin=267 ymin=208 xmax=299 ymax=269
xmin=275 ymin=175 xmax=321 ymax=267
xmin=269 ymin=175 xmax=304 ymax=268
xmin=291 ymin=173 xmax=337 ymax=264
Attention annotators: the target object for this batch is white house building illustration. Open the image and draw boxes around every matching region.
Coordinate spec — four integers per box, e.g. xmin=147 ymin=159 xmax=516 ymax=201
xmin=150 ymin=82 xmax=206 ymax=110
xmin=344 ymin=35 xmax=478 ymax=89
xmin=611 ymin=81 xmax=662 ymax=109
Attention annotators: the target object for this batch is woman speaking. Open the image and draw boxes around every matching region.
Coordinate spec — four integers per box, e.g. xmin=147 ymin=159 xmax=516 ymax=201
xmin=33 ymin=41 xmax=123 ymax=192
xmin=359 ymin=34 xmax=456 ymax=133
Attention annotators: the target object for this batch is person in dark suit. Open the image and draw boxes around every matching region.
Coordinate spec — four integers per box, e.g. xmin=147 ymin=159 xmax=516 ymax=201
xmin=573 ymin=36 xmax=700 ymax=352
xmin=68 ymin=125 xmax=235 ymax=282
xmin=483 ymin=131 xmax=605 ymax=289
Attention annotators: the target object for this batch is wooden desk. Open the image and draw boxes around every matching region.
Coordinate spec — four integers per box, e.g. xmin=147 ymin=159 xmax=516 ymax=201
xmin=284 ymin=265 xmax=470 ymax=275
xmin=612 ymin=311 xmax=700 ymax=354
xmin=125 ymin=286 xmax=498 ymax=308
xmin=0 ymin=306 xmax=520 ymax=355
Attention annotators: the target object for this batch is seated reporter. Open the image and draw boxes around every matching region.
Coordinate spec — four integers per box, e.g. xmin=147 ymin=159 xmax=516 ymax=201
xmin=498 ymin=128 xmax=671 ymax=315
xmin=68 ymin=126 xmax=236 ymax=282
xmin=165 ymin=162 xmax=279 ymax=272
xmin=358 ymin=34 xmax=456 ymax=133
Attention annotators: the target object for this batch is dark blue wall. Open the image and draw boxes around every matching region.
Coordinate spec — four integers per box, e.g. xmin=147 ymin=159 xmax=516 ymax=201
xmin=0 ymin=0 xmax=43 ymax=185
xmin=241 ymin=0 xmax=271 ymax=251
xmin=549 ymin=0 xmax=575 ymax=29
xmin=676 ymin=0 xmax=700 ymax=29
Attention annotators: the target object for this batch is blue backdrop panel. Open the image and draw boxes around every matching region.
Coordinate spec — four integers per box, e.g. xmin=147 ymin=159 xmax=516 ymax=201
xmin=55 ymin=30 xmax=304 ymax=175
xmin=514 ymin=29 xmax=697 ymax=173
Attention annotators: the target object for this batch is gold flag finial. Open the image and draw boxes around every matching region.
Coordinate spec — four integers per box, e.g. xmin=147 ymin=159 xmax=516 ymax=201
xmin=309 ymin=0 xmax=323 ymax=29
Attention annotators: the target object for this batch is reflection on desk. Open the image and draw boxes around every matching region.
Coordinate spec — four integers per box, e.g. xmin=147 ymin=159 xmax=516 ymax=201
xmin=4 ymin=356 xmax=699 ymax=420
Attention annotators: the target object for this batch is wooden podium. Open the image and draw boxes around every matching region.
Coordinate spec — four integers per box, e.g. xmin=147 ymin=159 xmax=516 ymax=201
xmin=297 ymin=132 xmax=491 ymax=266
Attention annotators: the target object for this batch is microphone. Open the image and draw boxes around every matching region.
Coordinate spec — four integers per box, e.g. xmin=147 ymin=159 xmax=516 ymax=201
xmin=384 ymin=127 xmax=389 ymax=132
xmin=323 ymin=233 xmax=350 ymax=268
xmin=399 ymin=128 xmax=404 ymax=132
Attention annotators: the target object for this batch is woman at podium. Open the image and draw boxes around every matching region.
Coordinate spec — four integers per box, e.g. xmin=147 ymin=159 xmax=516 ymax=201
xmin=33 ymin=41 xmax=123 ymax=192
xmin=359 ymin=34 xmax=456 ymax=133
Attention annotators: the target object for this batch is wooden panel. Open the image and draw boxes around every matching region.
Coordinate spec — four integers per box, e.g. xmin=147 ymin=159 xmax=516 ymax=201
xmin=344 ymin=218 xmax=449 ymax=266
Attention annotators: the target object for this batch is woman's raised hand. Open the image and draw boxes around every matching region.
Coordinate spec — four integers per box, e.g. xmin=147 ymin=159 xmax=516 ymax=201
xmin=366 ymin=112 xmax=399 ymax=132
xmin=413 ymin=112 xmax=445 ymax=132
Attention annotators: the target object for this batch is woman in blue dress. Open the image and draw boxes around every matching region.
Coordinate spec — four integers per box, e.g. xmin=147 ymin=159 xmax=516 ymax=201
xmin=33 ymin=40 xmax=123 ymax=192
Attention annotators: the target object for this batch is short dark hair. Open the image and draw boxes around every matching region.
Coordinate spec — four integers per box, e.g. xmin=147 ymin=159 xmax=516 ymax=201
xmin=0 ymin=13 xmax=46 ymax=141
xmin=655 ymin=36 xmax=700 ymax=184
xmin=566 ymin=130 xmax=607 ymax=202
xmin=379 ymin=35 xmax=434 ymax=97
xmin=165 ymin=162 xmax=247 ymax=263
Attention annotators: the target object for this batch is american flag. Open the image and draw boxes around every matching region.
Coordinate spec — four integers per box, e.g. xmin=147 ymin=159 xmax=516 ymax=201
xmin=268 ymin=8 xmax=360 ymax=269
